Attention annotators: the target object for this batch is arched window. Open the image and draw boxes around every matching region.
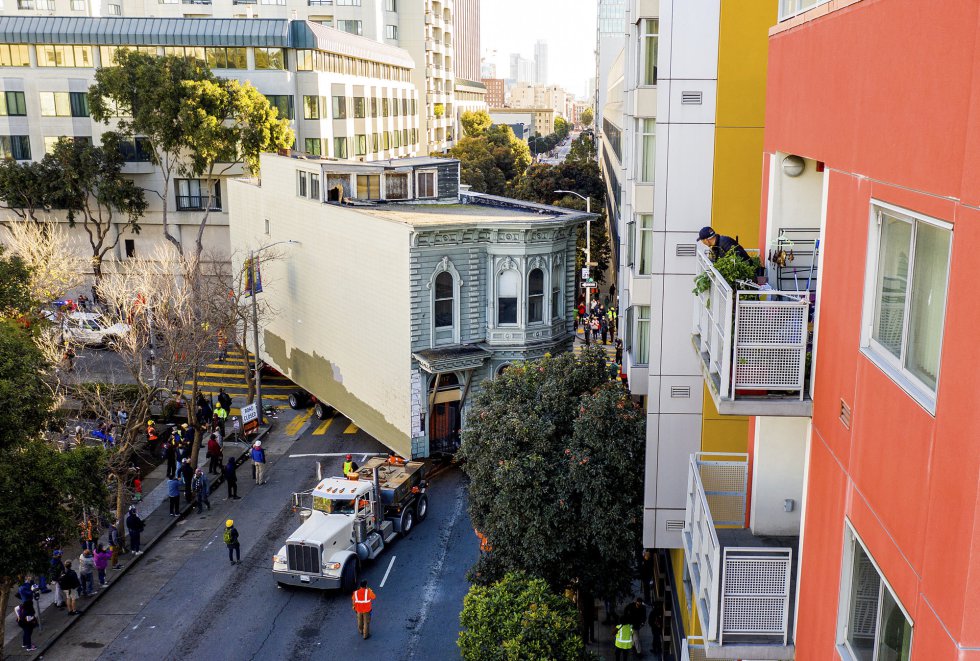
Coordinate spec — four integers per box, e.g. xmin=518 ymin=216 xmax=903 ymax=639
xmin=528 ymin=268 xmax=544 ymax=323
xmin=497 ymin=270 xmax=519 ymax=325
xmin=551 ymin=263 xmax=562 ymax=319
xmin=434 ymin=271 xmax=454 ymax=328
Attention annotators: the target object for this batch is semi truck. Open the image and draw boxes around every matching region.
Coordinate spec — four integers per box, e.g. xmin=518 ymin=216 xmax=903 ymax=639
xmin=272 ymin=456 xmax=429 ymax=590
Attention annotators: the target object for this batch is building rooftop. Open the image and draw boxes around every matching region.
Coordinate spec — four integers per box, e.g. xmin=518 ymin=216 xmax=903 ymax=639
xmin=355 ymin=199 xmax=576 ymax=227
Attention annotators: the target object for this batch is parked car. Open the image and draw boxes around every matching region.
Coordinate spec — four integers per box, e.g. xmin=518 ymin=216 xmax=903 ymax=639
xmin=62 ymin=312 xmax=130 ymax=348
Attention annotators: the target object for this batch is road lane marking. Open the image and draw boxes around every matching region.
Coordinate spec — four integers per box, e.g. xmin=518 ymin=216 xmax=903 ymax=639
xmin=132 ymin=616 xmax=146 ymax=631
xmin=380 ymin=556 xmax=396 ymax=588
xmin=285 ymin=409 xmax=313 ymax=436
xmin=289 ymin=452 xmax=386 ymax=459
xmin=343 ymin=422 xmax=359 ymax=434
xmin=312 ymin=416 xmax=335 ymax=436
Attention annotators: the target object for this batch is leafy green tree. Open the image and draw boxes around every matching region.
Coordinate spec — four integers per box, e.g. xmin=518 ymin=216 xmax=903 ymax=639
xmin=567 ymin=133 xmax=596 ymax=164
xmin=0 ymin=321 xmax=54 ymax=450
xmin=580 ymin=107 xmax=594 ymax=127
xmin=0 ymin=247 xmax=34 ymax=316
xmin=47 ymin=135 xmax=148 ymax=283
xmin=461 ymin=110 xmax=492 ymax=137
xmin=459 ymin=572 xmax=592 ymax=661
xmin=450 ymin=124 xmax=530 ymax=196
xmin=554 ymin=116 xmax=570 ymax=141
xmin=0 ymin=159 xmax=60 ymax=223
xmin=458 ymin=349 xmax=645 ymax=602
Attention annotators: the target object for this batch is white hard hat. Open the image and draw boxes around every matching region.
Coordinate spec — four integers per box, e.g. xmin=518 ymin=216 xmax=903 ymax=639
xmin=254 ymin=440 xmax=262 ymax=447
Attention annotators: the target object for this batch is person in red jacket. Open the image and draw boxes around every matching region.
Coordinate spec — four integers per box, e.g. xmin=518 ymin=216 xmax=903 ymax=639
xmin=207 ymin=434 xmax=223 ymax=475
xmin=352 ymin=580 xmax=376 ymax=640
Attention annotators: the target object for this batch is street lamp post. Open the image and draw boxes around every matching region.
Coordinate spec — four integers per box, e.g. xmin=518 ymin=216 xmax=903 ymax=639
xmin=554 ymin=189 xmax=593 ymax=338
xmin=248 ymin=240 xmax=299 ymax=421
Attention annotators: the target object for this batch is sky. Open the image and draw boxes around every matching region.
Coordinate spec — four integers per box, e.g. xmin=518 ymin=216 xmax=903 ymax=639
xmin=480 ymin=0 xmax=597 ymax=99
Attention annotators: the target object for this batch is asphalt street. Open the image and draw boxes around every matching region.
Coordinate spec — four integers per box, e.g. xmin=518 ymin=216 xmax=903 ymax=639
xmin=44 ymin=409 xmax=477 ymax=661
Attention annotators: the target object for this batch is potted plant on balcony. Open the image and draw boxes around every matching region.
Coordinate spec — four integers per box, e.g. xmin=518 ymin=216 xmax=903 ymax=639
xmin=692 ymin=248 xmax=761 ymax=304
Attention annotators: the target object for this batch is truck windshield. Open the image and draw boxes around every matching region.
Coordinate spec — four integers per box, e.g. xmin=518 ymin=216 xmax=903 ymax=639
xmin=313 ymin=496 xmax=356 ymax=514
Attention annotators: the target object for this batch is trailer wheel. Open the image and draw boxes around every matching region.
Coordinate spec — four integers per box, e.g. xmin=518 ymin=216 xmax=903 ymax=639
xmin=414 ymin=494 xmax=429 ymax=522
xmin=314 ymin=402 xmax=331 ymax=420
xmin=399 ymin=508 xmax=414 ymax=536
xmin=288 ymin=391 xmax=309 ymax=409
xmin=340 ymin=560 xmax=359 ymax=592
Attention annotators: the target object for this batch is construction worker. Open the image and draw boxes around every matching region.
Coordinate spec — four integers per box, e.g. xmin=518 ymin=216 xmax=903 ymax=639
xmin=342 ymin=454 xmax=358 ymax=477
xmin=386 ymin=450 xmax=405 ymax=466
xmin=214 ymin=402 xmax=228 ymax=438
xmin=613 ymin=617 xmax=634 ymax=661
xmin=352 ymin=580 xmax=376 ymax=640
xmin=146 ymin=420 xmax=158 ymax=446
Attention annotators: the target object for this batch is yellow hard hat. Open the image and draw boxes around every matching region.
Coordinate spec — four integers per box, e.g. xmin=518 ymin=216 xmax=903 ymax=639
xmin=147 ymin=420 xmax=154 ymax=425
xmin=226 ymin=519 xmax=234 ymax=527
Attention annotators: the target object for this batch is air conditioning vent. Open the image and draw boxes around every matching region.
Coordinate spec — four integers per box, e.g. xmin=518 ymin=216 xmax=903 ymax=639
xmin=676 ymin=243 xmax=696 ymax=257
xmin=681 ymin=91 xmax=703 ymax=105
xmin=666 ymin=519 xmax=685 ymax=531
xmin=670 ymin=386 xmax=691 ymax=398
xmin=840 ymin=399 xmax=851 ymax=429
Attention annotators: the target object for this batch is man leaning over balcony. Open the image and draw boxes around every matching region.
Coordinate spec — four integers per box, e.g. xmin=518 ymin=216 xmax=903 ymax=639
xmin=698 ymin=226 xmax=750 ymax=263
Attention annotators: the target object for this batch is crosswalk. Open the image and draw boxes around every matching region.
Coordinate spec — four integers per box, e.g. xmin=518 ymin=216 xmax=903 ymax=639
xmin=182 ymin=349 xmax=298 ymax=415
xmin=285 ymin=407 xmax=361 ymax=437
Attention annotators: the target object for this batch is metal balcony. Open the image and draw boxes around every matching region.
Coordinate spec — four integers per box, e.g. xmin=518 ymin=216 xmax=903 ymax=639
xmin=681 ymin=636 xmax=708 ymax=661
xmin=692 ymin=248 xmax=812 ymax=417
xmin=683 ymin=453 xmax=796 ymax=660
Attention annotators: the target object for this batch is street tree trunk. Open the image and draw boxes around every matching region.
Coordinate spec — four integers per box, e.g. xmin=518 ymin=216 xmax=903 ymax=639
xmin=114 ymin=472 xmax=127 ymax=549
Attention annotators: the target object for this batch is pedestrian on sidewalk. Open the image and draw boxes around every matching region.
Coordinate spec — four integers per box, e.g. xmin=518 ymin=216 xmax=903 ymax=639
xmin=167 ymin=475 xmax=181 ymax=516
xmin=126 ymin=506 xmax=145 ymax=555
xmin=225 ymin=456 xmax=240 ymax=500
xmin=183 ymin=422 xmax=196 ymax=451
xmin=214 ymin=401 xmax=228 ymax=438
xmin=613 ymin=616 xmax=634 ymax=661
xmin=615 ymin=338 xmax=623 ymax=365
xmin=59 ymin=561 xmax=80 ymax=615
xmin=591 ymin=316 xmax=601 ymax=345
xmin=352 ymin=580 xmax=376 ymax=640
xmin=94 ymin=544 xmax=111 ymax=587
xmin=217 ymin=388 xmax=232 ymax=414
xmin=216 ymin=329 xmax=228 ymax=361
xmin=78 ymin=549 xmax=96 ymax=596
xmin=648 ymin=603 xmax=664 ymax=657
xmin=193 ymin=468 xmax=212 ymax=513
xmin=50 ymin=550 xmax=65 ymax=607
xmin=108 ymin=522 xmax=122 ymax=569
xmin=164 ymin=437 xmax=177 ymax=479
xmin=14 ymin=597 xmax=38 ymax=651
xmin=623 ymin=597 xmax=647 ymax=655
xmin=180 ymin=458 xmax=194 ymax=504
xmin=639 ymin=550 xmax=654 ymax=604
xmin=224 ymin=520 xmax=240 ymax=565
xmin=132 ymin=471 xmax=143 ymax=505
xmin=251 ymin=440 xmax=267 ymax=485
xmin=207 ymin=433 xmax=223 ymax=475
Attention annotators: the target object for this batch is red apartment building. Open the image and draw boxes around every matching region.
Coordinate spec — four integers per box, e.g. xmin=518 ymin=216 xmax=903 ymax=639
xmin=684 ymin=1 xmax=980 ymax=660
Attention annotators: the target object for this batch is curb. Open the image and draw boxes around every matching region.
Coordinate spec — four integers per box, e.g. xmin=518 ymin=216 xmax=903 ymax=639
xmin=25 ymin=425 xmax=273 ymax=659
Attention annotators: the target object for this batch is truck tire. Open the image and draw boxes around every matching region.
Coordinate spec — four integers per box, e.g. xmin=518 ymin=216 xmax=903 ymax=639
xmin=399 ymin=508 xmax=415 ymax=536
xmin=340 ymin=559 xmax=359 ymax=592
xmin=289 ymin=391 xmax=309 ymax=409
xmin=414 ymin=494 xmax=429 ymax=523
xmin=314 ymin=402 xmax=331 ymax=420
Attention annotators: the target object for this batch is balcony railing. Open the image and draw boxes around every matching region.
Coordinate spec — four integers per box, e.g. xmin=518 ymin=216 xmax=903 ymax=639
xmin=681 ymin=636 xmax=708 ymax=661
xmin=692 ymin=247 xmax=812 ymax=417
xmin=779 ymin=0 xmax=830 ymax=22
xmin=683 ymin=453 xmax=796 ymax=657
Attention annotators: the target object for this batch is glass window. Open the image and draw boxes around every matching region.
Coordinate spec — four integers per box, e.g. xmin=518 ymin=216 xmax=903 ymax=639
xmin=296 ymin=50 xmax=313 ymax=71
xmin=382 ymin=131 xmax=390 ymax=150
xmin=40 ymin=92 xmax=72 ymax=117
xmin=639 ymin=119 xmax=655 ymax=182
xmin=310 ymin=173 xmax=320 ymax=200
xmin=355 ymin=135 xmax=367 ymax=156
xmin=868 ymin=206 xmax=951 ymax=396
xmin=176 ymin=179 xmax=221 ymax=211
xmin=417 ymin=172 xmax=436 ymax=198
xmin=371 ymin=97 xmax=379 ymax=118
xmin=386 ymin=173 xmax=408 ymax=199
xmin=386 ymin=25 xmax=399 ymax=40
xmin=637 ymin=214 xmax=654 ymax=275
xmin=297 ymin=171 xmax=307 ymax=197
xmin=118 ymin=137 xmax=152 ymax=162
xmin=255 ymin=47 xmax=285 ymax=70
xmin=0 ymin=91 xmax=26 ymax=117
xmin=551 ymin=264 xmax=562 ymax=319
xmin=634 ymin=305 xmax=650 ymax=365
xmin=626 ymin=220 xmax=635 ymax=268
xmin=385 ymin=0 xmax=395 ymax=10
xmin=304 ymin=138 xmax=322 ymax=156
xmin=107 ymin=4 xmax=121 ymax=15
xmin=265 ymin=95 xmax=294 ymax=120
xmin=434 ymin=271 xmax=453 ymax=328
xmin=353 ymin=97 xmax=365 ymax=118
xmin=334 ymin=137 xmax=349 ymax=159
xmin=372 ymin=134 xmax=379 ymax=153
xmin=497 ymin=270 xmax=520 ymax=325
xmin=333 ymin=96 xmax=347 ymax=119
xmin=0 ymin=45 xmax=29 ymax=68
xmin=303 ymin=95 xmax=320 ymax=120
xmin=70 ymin=92 xmax=89 ymax=117
xmin=382 ymin=98 xmax=389 ymax=117
xmin=528 ymin=269 xmax=544 ymax=323
xmin=640 ymin=19 xmax=659 ymax=85
xmin=357 ymin=174 xmax=381 ymax=199
xmin=337 ymin=20 xmax=363 ymax=35
xmin=44 ymin=137 xmax=65 ymax=155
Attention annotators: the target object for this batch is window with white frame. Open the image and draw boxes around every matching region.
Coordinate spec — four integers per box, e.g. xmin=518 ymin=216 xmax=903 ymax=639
xmin=497 ymin=270 xmax=519 ymax=325
xmin=637 ymin=214 xmax=654 ymax=275
xmin=551 ymin=262 xmax=561 ymax=319
xmin=837 ymin=524 xmax=913 ymax=661
xmin=417 ymin=171 xmax=436 ymax=198
xmin=297 ymin=171 xmax=307 ymax=198
xmin=639 ymin=118 xmax=655 ymax=182
xmin=863 ymin=203 xmax=951 ymax=409
xmin=434 ymin=271 xmax=454 ymax=329
xmin=633 ymin=305 xmax=650 ymax=365
xmin=640 ymin=19 xmax=658 ymax=86
xmin=386 ymin=173 xmax=408 ymax=199
xmin=527 ymin=268 xmax=544 ymax=324
xmin=310 ymin=173 xmax=320 ymax=200
xmin=385 ymin=25 xmax=398 ymax=40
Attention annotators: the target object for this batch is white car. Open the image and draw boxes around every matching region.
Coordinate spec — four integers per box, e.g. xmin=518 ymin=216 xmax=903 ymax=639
xmin=62 ymin=312 xmax=130 ymax=348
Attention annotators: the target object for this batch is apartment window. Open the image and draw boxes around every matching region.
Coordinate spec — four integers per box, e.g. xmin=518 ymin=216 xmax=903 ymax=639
xmin=357 ymin=174 xmax=380 ymax=200
xmin=71 ymin=0 xmax=86 ymax=8
xmin=70 ymin=92 xmax=89 ymax=117
xmin=639 ymin=119 xmax=656 ymax=182
xmin=551 ymin=263 xmax=562 ymax=319
xmin=434 ymin=271 xmax=453 ymax=328
xmin=164 ymin=46 xmax=205 ymax=60
xmin=386 ymin=173 xmax=408 ymax=199
xmin=633 ymin=305 xmax=650 ymax=365
xmin=603 ymin=118 xmax=622 ymax=162
xmin=864 ymin=204 xmax=951 ymax=408
xmin=37 ymin=45 xmax=94 ymax=68
xmin=371 ymin=97 xmax=379 ymax=118
xmin=402 ymin=98 xmax=408 ymax=116
xmin=640 ymin=19 xmax=659 ymax=85
xmin=337 ymin=20 xmax=363 ymax=35
xmin=297 ymin=171 xmax=307 ymax=197
xmin=303 ymin=95 xmax=320 ymax=120
xmin=118 ymin=137 xmax=152 ymax=162
xmin=385 ymin=0 xmax=395 ymax=9
xmin=838 ymin=525 xmax=913 ymax=661
xmin=355 ymin=134 xmax=367 ymax=156
xmin=332 ymin=96 xmax=347 ymax=119
xmin=382 ymin=131 xmax=390 ymax=150
xmin=372 ymin=133 xmax=379 ymax=153
xmin=304 ymin=138 xmax=322 ymax=156
xmin=382 ymin=98 xmax=389 ymax=117
xmin=254 ymin=47 xmax=285 ymax=70
xmin=99 ymin=45 xmax=156 ymax=66
xmin=497 ymin=270 xmax=520 ymax=325
xmin=780 ymin=0 xmax=831 ymax=21
xmin=0 ymin=91 xmax=26 ymax=116
xmin=353 ymin=97 xmax=365 ymax=118
xmin=124 ymin=239 xmax=136 ymax=258
xmin=336 ymin=0 xmax=360 ymax=3
xmin=310 ymin=173 xmax=320 ymax=200
xmin=206 ymin=47 xmax=247 ymax=69
xmin=40 ymin=92 xmax=71 ymax=117
xmin=637 ymin=214 xmax=654 ymax=275
xmin=265 ymin=94 xmax=294 ymax=120
xmin=107 ymin=3 xmax=121 ymax=14
xmin=528 ymin=269 xmax=545 ymax=323
xmin=44 ymin=137 xmax=64 ymax=155
xmin=417 ymin=171 xmax=436 ymax=198
xmin=626 ymin=220 xmax=635 ymax=267
xmin=393 ymin=130 xmax=402 ymax=149
xmin=333 ymin=137 xmax=348 ymax=159
xmin=176 ymin=179 xmax=221 ymax=211
xmin=386 ymin=25 xmax=398 ymax=40
xmin=0 ymin=45 xmax=29 ymax=67
xmin=402 ymin=128 xmax=409 ymax=146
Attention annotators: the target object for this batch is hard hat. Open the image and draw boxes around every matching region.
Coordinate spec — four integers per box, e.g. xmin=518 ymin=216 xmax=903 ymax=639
xmin=147 ymin=420 xmax=154 ymax=425
xmin=254 ymin=440 xmax=262 ymax=447
xmin=346 ymin=454 xmax=352 ymax=460
xmin=226 ymin=519 xmax=234 ymax=527
xmin=181 ymin=423 xmax=188 ymax=429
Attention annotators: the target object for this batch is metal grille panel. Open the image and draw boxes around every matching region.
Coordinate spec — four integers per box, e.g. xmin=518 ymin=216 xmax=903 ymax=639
xmin=699 ymin=461 xmax=747 ymax=526
xmin=734 ymin=347 xmax=804 ymax=388
xmin=721 ymin=551 xmax=792 ymax=642
xmin=286 ymin=543 xmax=320 ymax=573
xmin=737 ymin=305 xmax=806 ymax=344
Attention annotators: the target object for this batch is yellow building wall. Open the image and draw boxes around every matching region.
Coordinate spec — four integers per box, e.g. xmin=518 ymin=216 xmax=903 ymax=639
xmin=701 ymin=383 xmax=750 ymax=455
xmin=670 ymin=548 xmax=702 ymax=637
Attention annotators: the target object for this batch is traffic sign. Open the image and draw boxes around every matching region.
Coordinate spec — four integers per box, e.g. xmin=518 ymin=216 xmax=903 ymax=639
xmin=581 ymin=281 xmax=597 ymax=289
xmin=241 ymin=402 xmax=259 ymax=434
xmin=581 ymin=267 xmax=590 ymax=280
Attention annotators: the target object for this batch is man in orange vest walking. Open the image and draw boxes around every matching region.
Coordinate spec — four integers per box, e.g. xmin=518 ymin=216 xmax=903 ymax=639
xmin=352 ymin=580 xmax=376 ymax=639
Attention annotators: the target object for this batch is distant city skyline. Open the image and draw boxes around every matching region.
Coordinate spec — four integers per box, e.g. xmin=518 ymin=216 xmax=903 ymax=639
xmin=481 ymin=0 xmax=597 ymax=99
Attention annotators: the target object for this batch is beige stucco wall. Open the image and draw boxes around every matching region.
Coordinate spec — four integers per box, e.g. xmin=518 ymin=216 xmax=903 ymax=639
xmin=228 ymin=157 xmax=413 ymax=455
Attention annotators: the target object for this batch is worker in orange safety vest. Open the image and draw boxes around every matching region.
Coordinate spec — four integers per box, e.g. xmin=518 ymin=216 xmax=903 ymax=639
xmin=352 ymin=580 xmax=376 ymax=640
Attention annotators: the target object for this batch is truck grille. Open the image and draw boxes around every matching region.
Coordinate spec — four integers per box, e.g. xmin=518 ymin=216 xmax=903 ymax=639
xmin=286 ymin=543 xmax=321 ymax=573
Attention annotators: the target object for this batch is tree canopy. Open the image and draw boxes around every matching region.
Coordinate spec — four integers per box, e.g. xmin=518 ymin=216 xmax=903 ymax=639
xmin=458 ymin=348 xmax=645 ymax=600
xmin=458 ymin=572 xmax=592 ymax=661
xmin=450 ymin=124 xmax=531 ymax=196
xmin=460 ymin=110 xmax=492 ymax=137
xmin=580 ymin=107 xmax=594 ymax=127
xmin=0 ymin=247 xmax=34 ymax=316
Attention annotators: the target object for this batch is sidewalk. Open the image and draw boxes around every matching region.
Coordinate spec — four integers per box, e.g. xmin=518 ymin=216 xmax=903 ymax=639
xmin=584 ymin=592 xmax=666 ymax=660
xmin=2 ymin=420 xmax=279 ymax=659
